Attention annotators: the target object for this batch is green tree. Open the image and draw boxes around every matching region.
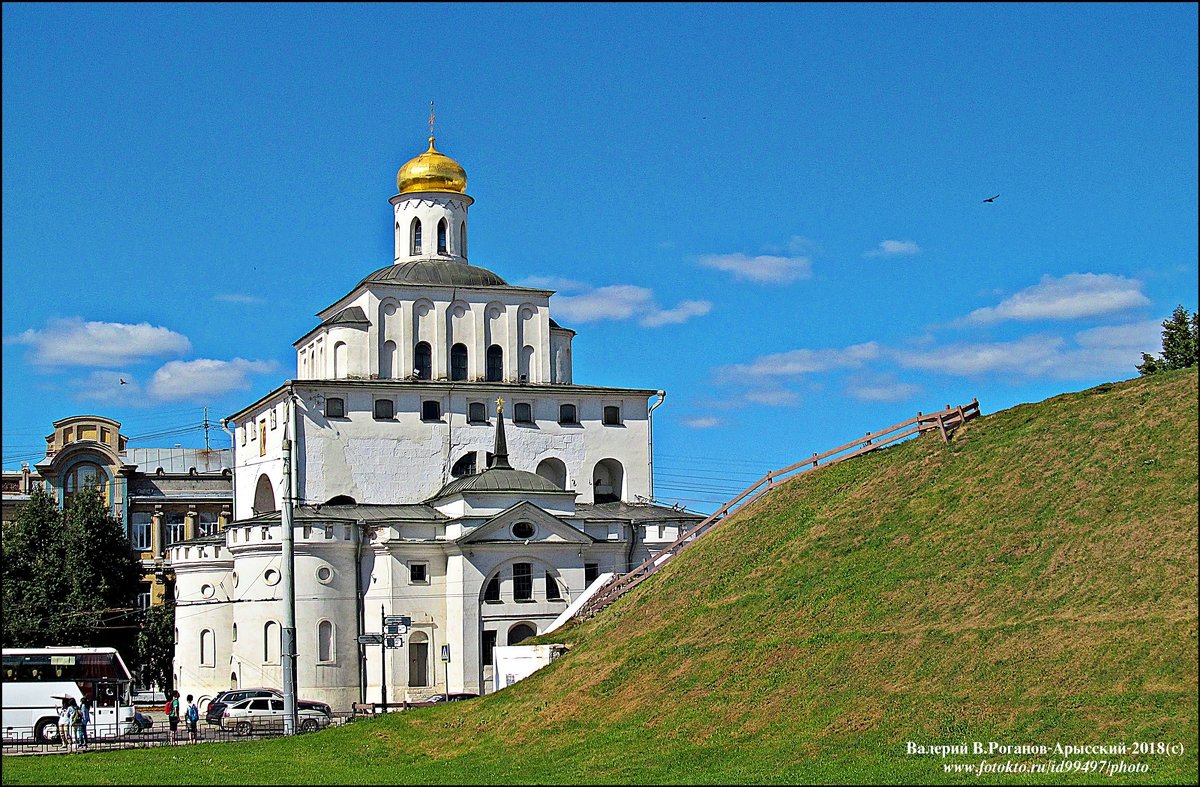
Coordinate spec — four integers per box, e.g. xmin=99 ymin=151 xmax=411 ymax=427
xmin=1137 ymin=304 xmax=1199 ymax=375
xmin=2 ymin=486 xmax=141 ymax=656
xmin=138 ymin=599 xmax=176 ymax=695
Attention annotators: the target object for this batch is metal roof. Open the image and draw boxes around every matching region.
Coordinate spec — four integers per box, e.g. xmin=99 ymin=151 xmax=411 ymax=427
xmin=357 ymin=260 xmax=508 ymax=288
xmin=125 ymin=447 xmax=232 ymax=474
xmin=434 ymin=468 xmax=567 ymax=498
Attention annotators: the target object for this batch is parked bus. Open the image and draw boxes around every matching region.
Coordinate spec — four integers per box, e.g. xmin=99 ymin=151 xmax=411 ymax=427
xmin=2 ymin=647 xmax=138 ymax=742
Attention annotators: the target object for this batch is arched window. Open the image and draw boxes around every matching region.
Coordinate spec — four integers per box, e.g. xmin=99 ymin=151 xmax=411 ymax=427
xmin=200 ymin=629 xmax=214 ymax=667
xmin=324 ymin=494 xmax=357 ymax=505
xmin=437 ymin=218 xmax=448 ymax=254
xmin=414 ymin=342 xmax=432 ymax=380
xmin=318 ymin=620 xmax=333 ymax=663
xmin=450 ymin=343 xmax=468 ymax=381
xmin=592 ymin=458 xmax=625 ymax=504
xmin=520 ymin=345 xmax=535 ymax=382
xmin=230 ymin=672 xmax=238 ymax=689
xmin=264 ymin=621 xmax=280 ymax=664
xmin=381 ymin=340 xmax=397 ymax=379
xmin=333 ymin=341 xmax=347 ymax=378
xmin=64 ymin=461 xmax=109 ymax=507
xmin=411 ymin=217 xmax=422 ymax=255
xmin=408 ymin=632 xmax=429 ymax=688
xmin=484 ymin=573 xmax=501 ymax=602
xmin=254 ymin=475 xmax=276 ymax=514
xmin=507 ymin=623 xmax=536 ymax=645
xmin=486 ymin=344 xmax=503 ymax=382
xmin=535 ymin=458 xmax=568 ymax=490
xmin=451 ymin=453 xmax=477 ymax=478
xmin=459 ymin=221 xmax=466 ymax=258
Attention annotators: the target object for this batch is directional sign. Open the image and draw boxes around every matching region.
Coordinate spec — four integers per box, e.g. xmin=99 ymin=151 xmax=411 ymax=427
xmin=385 ymin=636 xmax=403 ymax=649
xmin=385 ymin=622 xmax=408 ymax=635
xmin=358 ymin=633 xmax=383 ymax=645
xmin=383 ymin=615 xmax=411 ymax=626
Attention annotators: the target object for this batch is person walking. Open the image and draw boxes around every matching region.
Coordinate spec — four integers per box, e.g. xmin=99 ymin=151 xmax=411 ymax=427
xmin=56 ymin=698 xmax=72 ymax=751
xmin=167 ymin=690 xmax=181 ymax=743
xmin=185 ymin=694 xmax=199 ymax=743
xmin=76 ymin=696 xmax=91 ymax=751
xmin=64 ymin=699 xmax=79 ymax=752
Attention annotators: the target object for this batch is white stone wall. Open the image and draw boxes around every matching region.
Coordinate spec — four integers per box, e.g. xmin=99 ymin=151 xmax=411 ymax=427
xmin=391 ymin=193 xmax=472 ymax=263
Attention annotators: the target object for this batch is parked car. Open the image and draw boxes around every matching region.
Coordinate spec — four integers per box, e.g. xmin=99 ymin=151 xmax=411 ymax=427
xmin=219 ymin=697 xmax=332 ymax=735
xmin=205 ymin=687 xmax=332 ymax=726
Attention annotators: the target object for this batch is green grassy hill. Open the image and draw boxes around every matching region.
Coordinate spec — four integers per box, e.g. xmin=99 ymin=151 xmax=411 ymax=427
xmin=6 ymin=370 xmax=1197 ymax=785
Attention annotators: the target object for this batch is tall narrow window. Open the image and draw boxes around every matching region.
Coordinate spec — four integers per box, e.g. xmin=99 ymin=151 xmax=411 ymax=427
xmin=264 ymin=621 xmax=280 ymax=664
xmin=259 ymin=420 xmax=267 ymax=456
xmin=200 ymin=629 xmax=214 ymax=667
xmin=411 ymin=217 xmax=422 ymax=255
xmin=513 ymin=563 xmax=533 ymax=601
xmin=131 ymin=512 xmax=153 ymax=551
xmin=483 ymin=630 xmax=496 ymax=666
xmin=414 ymin=342 xmax=432 ymax=380
xmin=437 ymin=218 xmax=448 ymax=254
xmin=450 ymin=343 xmax=468 ymax=381
xmin=459 ymin=221 xmax=467 ymax=258
xmin=318 ymin=620 xmax=333 ymax=662
xmin=546 ymin=571 xmax=563 ymax=601
xmin=165 ymin=512 xmax=186 ymax=545
xmin=484 ymin=574 xmax=501 ymax=602
xmin=585 ymin=562 xmax=599 ymax=586
xmin=486 ymin=344 xmax=503 ymax=382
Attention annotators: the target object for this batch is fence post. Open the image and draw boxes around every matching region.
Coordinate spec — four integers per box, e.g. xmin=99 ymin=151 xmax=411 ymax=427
xmin=865 ymin=431 xmax=872 ymax=446
xmin=937 ymin=413 xmax=949 ymax=442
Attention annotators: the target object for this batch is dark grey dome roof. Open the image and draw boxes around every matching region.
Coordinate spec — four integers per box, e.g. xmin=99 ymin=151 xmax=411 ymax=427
xmin=358 ymin=260 xmax=507 ymax=288
xmin=435 ymin=468 xmax=564 ymax=498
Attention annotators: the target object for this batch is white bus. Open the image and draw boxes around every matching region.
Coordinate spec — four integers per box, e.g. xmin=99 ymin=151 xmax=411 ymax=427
xmin=2 ymin=647 xmax=138 ymax=742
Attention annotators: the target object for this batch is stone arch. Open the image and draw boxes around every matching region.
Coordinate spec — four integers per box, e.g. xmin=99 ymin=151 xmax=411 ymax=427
xmin=333 ymin=341 xmax=348 ymax=379
xmin=592 ymin=458 xmax=624 ymax=504
xmin=535 ymin=457 xmax=568 ymax=490
xmin=253 ymin=474 xmax=277 ymax=514
xmin=507 ymin=622 xmax=537 ymax=645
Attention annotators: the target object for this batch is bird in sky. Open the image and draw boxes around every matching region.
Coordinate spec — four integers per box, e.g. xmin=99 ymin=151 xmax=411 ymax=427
xmin=119 ymin=378 xmax=128 ymax=385
xmin=982 ymin=194 xmax=1000 ymax=203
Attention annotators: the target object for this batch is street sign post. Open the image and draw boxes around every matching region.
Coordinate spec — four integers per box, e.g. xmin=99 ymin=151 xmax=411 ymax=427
xmin=441 ymin=644 xmax=450 ymax=696
xmin=358 ymin=633 xmax=383 ymax=645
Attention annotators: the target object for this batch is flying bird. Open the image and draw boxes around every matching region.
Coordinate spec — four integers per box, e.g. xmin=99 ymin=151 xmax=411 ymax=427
xmin=119 ymin=378 xmax=128 ymax=385
xmin=981 ymin=194 xmax=1000 ymax=203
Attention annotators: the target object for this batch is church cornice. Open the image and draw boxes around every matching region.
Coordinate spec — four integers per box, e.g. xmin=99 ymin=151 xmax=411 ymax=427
xmin=225 ymin=380 xmax=660 ymax=423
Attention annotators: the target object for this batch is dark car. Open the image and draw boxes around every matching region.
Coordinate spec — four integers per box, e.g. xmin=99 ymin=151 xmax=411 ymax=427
xmin=205 ymin=688 xmax=332 ymax=726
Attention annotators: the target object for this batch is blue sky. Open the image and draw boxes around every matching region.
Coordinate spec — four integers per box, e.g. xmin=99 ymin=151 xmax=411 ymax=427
xmin=3 ymin=3 xmax=1197 ymax=510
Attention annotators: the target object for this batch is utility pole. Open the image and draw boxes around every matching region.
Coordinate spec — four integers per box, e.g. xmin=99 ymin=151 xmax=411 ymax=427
xmin=380 ymin=605 xmax=387 ymax=710
xmin=280 ymin=394 xmax=298 ymax=735
xmin=203 ymin=406 xmax=210 ymax=451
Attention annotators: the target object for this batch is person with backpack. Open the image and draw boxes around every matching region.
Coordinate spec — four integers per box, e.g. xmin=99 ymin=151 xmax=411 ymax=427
xmin=185 ymin=694 xmax=200 ymax=743
xmin=76 ymin=696 xmax=90 ymax=751
xmin=56 ymin=698 xmax=72 ymax=751
xmin=166 ymin=690 xmax=180 ymax=743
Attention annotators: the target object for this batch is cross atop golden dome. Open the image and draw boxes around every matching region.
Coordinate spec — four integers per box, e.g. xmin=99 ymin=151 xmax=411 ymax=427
xmin=396 ymin=104 xmax=467 ymax=195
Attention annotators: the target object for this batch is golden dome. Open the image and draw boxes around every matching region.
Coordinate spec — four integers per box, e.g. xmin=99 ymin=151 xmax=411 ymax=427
xmin=396 ymin=137 xmax=467 ymax=195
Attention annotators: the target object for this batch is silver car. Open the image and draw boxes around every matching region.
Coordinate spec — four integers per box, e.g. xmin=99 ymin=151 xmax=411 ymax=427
xmin=219 ymin=697 xmax=331 ymax=735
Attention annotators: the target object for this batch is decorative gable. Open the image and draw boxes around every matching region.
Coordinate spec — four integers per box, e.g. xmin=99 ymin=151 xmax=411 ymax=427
xmin=456 ymin=500 xmax=593 ymax=545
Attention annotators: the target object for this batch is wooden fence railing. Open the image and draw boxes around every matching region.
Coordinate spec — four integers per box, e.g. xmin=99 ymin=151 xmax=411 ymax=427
xmin=574 ymin=399 xmax=980 ymax=620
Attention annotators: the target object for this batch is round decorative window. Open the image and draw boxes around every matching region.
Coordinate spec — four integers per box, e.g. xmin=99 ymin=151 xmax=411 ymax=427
xmin=316 ymin=566 xmax=333 ymax=584
xmin=512 ymin=522 xmax=535 ymax=539
xmin=200 ymin=584 xmax=215 ymax=599
xmin=264 ymin=569 xmax=280 ymax=586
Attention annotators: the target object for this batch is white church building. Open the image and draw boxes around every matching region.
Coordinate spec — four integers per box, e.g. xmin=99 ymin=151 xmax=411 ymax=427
xmin=169 ymin=130 xmax=701 ymax=710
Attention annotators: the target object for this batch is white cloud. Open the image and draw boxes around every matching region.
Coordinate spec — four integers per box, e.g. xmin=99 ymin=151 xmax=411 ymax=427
xmin=552 ymin=284 xmax=711 ymax=328
xmin=844 ymin=374 xmax=923 ymax=402
xmin=894 ymin=335 xmax=1064 ymax=377
xmin=214 ymin=293 xmax=267 ymax=305
xmin=963 ymin=273 xmax=1150 ymax=324
xmin=1072 ymin=319 xmax=1161 ymax=350
xmin=697 ymin=252 xmax=812 ymax=284
xmin=865 ymin=239 xmax=921 ymax=257
xmin=148 ymin=358 xmax=277 ymax=401
xmin=681 ymin=416 xmax=723 ymax=429
xmin=11 ymin=317 xmax=191 ymax=367
xmin=70 ymin=371 xmax=145 ymax=405
xmin=743 ymin=388 xmax=800 ymax=406
xmin=640 ymin=300 xmax=713 ymax=327
xmin=717 ymin=342 xmax=881 ymax=380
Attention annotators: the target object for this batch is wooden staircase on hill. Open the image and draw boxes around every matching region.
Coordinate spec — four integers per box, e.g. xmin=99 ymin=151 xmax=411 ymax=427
xmin=573 ymin=399 xmax=981 ymax=621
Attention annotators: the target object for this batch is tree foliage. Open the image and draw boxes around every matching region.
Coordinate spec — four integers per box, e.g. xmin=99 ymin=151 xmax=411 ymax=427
xmin=137 ymin=599 xmax=176 ymax=695
xmin=1137 ymin=304 xmax=1199 ymax=376
xmin=2 ymin=486 xmax=142 ymax=658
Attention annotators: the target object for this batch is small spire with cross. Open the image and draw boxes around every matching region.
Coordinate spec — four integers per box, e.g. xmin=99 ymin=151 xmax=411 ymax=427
xmin=428 ymin=99 xmax=436 ymax=147
xmin=496 ymin=397 xmax=504 ymax=415
xmin=490 ymin=397 xmax=511 ymax=470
